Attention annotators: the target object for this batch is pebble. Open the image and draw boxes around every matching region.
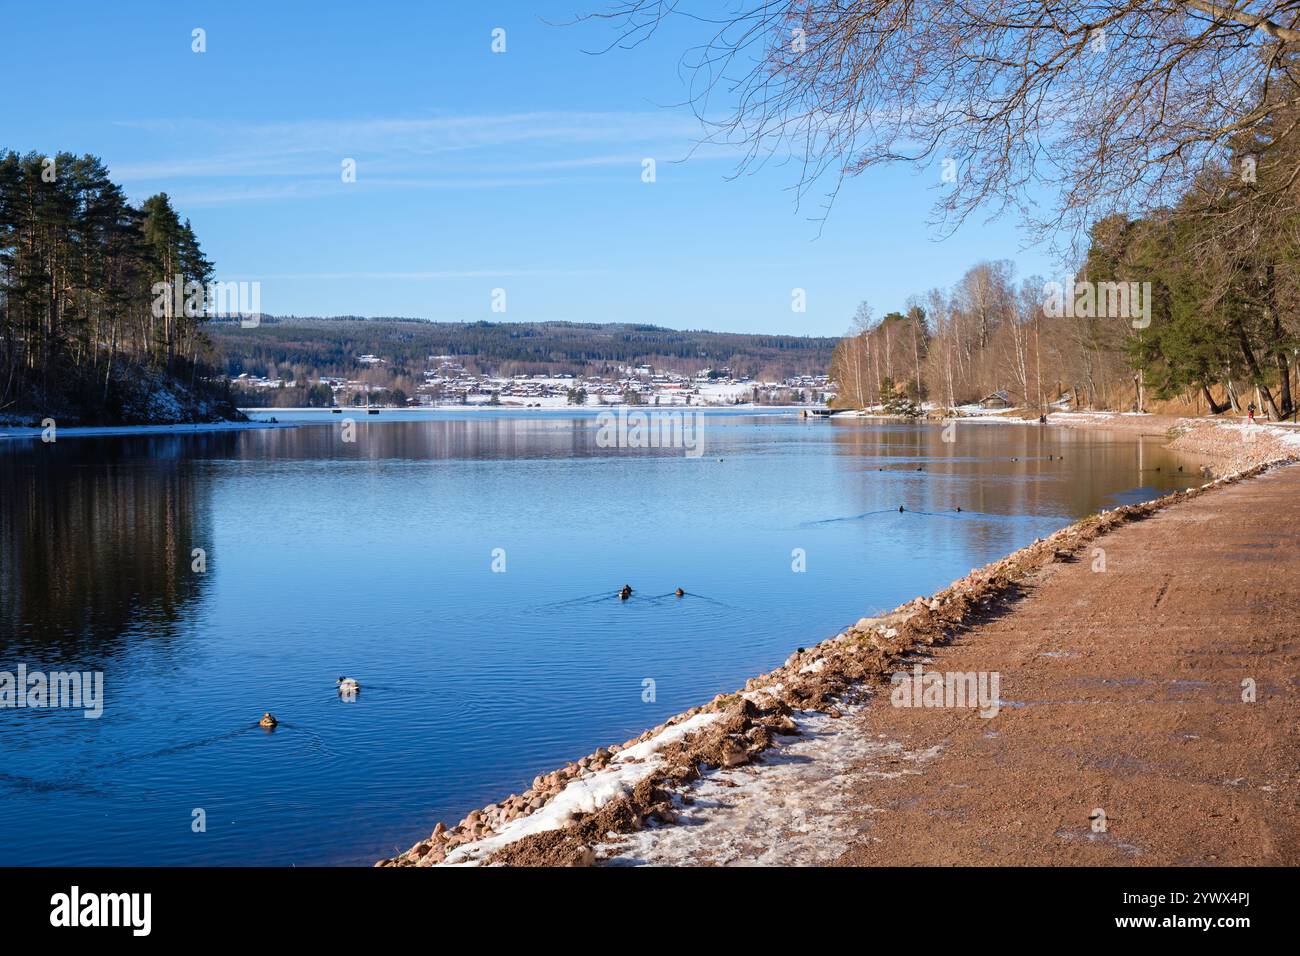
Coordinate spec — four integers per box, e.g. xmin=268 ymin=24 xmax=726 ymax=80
xmin=771 ymin=716 xmax=799 ymax=735
xmin=719 ymin=739 xmax=749 ymax=768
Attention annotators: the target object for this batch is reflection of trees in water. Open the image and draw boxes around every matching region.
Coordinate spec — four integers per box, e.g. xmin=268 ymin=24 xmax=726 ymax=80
xmin=239 ymin=415 xmax=721 ymax=463
xmin=0 ymin=436 xmax=217 ymax=658
xmin=254 ymin=416 xmax=605 ymax=462
xmin=826 ymin=422 xmax=1190 ymax=551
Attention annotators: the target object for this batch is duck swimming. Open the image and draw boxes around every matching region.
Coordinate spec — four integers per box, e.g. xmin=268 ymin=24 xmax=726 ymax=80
xmin=337 ymin=677 xmax=360 ymax=695
xmin=259 ymin=712 xmax=278 ymax=729
xmin=674 ymin=588 xmax=685 ymax=597
xmin=619 ymin=584 xmax=633 ymax=600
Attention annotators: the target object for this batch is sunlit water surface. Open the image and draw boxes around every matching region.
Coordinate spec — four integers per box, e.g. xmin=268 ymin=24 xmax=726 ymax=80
xmin=0 ymin=409 xmax=1200 ymax=864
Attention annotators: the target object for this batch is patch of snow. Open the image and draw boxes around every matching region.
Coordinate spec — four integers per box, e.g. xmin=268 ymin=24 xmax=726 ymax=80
xmin=599 ymin=705 xmax=944 ymax=866
xmin=740 ymin=683 xmax=783 ymax=703
xmin=1208 ymin=420 xmax=1300 ymax=449
xmin=442 ymin=712 xmax=720 ymax=865
xmin=695 ymin=382 xmax=755 ymax=403
xmin=960 ymin=417 xmax=1022 ymax=425
xmin=1054 ymin=411 xmax=1117 ymax=421
xmin=952 ymin=404 xmax=1021 ymax=417
xmin=613 ymin=712 xmax=720 ymax=764
xmin=146 ymin=386 xmax=185 ymax=422
xmin=1273 ymin=426 xmax=1300 ymax=449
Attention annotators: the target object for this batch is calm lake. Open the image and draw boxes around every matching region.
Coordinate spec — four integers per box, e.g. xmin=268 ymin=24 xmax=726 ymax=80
xmin=0 ymin=409 xmax=1200 ymax=865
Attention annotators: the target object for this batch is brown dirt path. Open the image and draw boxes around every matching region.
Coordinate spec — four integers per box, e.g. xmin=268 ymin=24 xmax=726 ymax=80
xmin=833 ymin=462 xmax=1300 ymax=865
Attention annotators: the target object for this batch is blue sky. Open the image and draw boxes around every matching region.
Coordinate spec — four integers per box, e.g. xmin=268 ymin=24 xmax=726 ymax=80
xmin=1 ymin=1 xmax=1058 ymax=336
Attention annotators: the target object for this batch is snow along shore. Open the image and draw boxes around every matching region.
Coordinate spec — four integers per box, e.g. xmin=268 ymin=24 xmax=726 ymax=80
xmin=441 ymin=713 xmax=722 ymax=866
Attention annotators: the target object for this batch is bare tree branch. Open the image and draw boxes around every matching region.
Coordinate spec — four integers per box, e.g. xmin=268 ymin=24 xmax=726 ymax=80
xmin=582 ymin=1 xmax=1300 ymax=244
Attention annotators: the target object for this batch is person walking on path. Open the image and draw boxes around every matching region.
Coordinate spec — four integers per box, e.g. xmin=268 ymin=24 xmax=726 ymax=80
xmin=1248 ymin=401 xmax=1257 ymax=425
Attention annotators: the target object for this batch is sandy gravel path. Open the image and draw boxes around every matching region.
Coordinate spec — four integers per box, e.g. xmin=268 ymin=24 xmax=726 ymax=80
xmin=828 ymin=462 xmax=1300 ymax=865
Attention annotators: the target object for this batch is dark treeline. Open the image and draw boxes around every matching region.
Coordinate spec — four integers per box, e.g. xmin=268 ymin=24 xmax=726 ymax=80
xmin=0 ymin=149 xmax=240 ymax=423
xmin=209 ymin=316 xmax=838 ymax=382
xmin=1084 ymin=89 xmax=1300 ymax=420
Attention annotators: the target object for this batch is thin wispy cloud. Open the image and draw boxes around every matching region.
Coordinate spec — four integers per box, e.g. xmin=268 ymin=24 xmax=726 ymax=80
xmin=231 ymin=269 xmax=609 ymax=280
xmin=110 ymin=111 xmax=708 ymax=176
xmin=167 ymin=176 xmax=598 ymax=207
xmin=106 ymin=111 xmax=723 ymax=207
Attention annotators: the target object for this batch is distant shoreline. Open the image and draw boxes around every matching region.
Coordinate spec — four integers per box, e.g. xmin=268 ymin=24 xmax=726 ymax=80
xmin=0 ymin=404 xmax=810 ymax=440
xmin=238 ymin=403 xmax=807 ymax=414
xmin=0 ymin=420 xmax=296 ymax=442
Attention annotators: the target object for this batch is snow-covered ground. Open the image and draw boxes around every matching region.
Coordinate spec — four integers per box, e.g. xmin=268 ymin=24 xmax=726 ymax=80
xmin=694 ymin=382 xmax=758 ymax=404
xmin=952 ymin=403 xmax=1023 ymax=417
xmin=1211 ymin=419 xmax=1300 ymax=450
xmin=442 ymin=712 xmax=721 ymax=866
xmin=599 ymin=701 xmax=943 ymax=866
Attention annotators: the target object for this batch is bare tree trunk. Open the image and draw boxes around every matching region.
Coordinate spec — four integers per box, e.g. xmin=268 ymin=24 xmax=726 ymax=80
xmin=1034 ymin=319 xmax=1043 ymax=412
xmin=883 ymin=322 xmax=893 ymax=383
xmin=870 ymin=341 xmax=880 ymax=406
xmin=1232 ymin=317 xmax=1282 ymax=419
xmin=911 ymin=317 xmax=922 ymax=403
xmin=1201 ymin=384 xmax=1230 ymax=414
xmin=1265 ymin=261 xmax=1293 ymax=417
xmin=852 ymin=337 xmax=865 ymax=408
xmin=1275 ymin=352 xmax=1293 ymax=417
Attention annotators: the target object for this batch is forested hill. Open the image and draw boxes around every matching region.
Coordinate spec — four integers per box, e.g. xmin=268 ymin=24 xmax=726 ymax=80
xmin=209 ymin=316 xmax=838 ymax=380
xmin=0 ymin=149 xmax=242 ymax=425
